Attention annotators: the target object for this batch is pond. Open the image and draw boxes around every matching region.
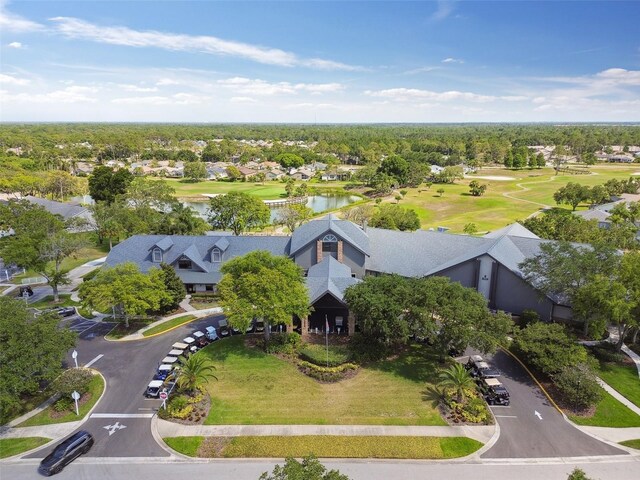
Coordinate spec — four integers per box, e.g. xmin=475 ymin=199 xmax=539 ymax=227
xmin=184 ymin=194 xmax=361 ymax=223
xmin=72 ymin=193 xmax=361 ymax=224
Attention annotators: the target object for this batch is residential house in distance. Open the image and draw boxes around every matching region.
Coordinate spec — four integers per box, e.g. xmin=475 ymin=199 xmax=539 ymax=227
xmin=24 ymin=196 xmax=94 ymax=232
xmin=574 ymin=193 xmax=640 ymax=240
xmin=106 ymin=215 xmax=574 ymax=335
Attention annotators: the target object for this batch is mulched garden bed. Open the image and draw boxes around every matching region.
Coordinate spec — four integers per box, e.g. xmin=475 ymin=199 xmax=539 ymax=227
xmin=162 ymin=392 xmax=211 ymax=425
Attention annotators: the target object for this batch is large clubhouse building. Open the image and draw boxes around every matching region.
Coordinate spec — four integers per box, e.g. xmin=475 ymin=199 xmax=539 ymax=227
xmin=105 ymin=215 xmax=571 ymax=334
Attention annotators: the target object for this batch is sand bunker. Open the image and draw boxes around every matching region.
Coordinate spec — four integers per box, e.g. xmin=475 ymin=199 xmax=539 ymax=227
xmin=466 ymin=175 xmax=516 ymax=181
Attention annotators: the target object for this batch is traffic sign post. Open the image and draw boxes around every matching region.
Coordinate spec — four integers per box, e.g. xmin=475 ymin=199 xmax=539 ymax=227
xmin=160 ymin=390 xmax=168 ymax=410
xmin=71 ymin=391 xmax=80 ymax=416
xmin=72 ymin=350 xmax=78 ymax=369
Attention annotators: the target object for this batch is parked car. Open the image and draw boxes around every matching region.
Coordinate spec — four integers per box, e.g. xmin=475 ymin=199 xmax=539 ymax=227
xmin=38 ymin=430 xmax=94 ymax=476
xmin=205 ymin=326 xmax=219 ymax=341
xmin=144 ymin=380 xmax=165 ymax=398
xmin=255 ymin=320 xmax=265 ymax=332
xmin=480 ymin=378 xmax=510 ymax=406
xmin=218 ymin=319 xmax=230 ymax=337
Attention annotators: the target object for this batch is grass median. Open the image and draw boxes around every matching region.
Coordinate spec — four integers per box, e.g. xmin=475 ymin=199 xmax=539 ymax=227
xmin=17 ymin=374 xmax=104 ymax=427
xmin=202 ymin=337 xmax=446 ymax=426
xmin=597 ymin=361 xmax=640 ymax=409
xmin=164 ymin=435 xmax=482 ymax=459
xmin=620 ymin=439 xmax=640 ymax=450
xmin=569 ymin=390 xmax=640 ymax=428
xmin=143 ymin=315 xmax=197 ymax=337
xmin=0 ymin=437 xmax=51 ymax=459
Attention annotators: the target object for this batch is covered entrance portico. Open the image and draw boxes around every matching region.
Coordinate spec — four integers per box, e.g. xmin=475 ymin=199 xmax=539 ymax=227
xmin=308 ymin=293 xmax=350 ymax=335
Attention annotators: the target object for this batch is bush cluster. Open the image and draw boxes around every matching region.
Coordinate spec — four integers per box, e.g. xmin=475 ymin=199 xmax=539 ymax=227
xmin=299 ymin=344 xmax=351 ymax=367
xmin=159 ymin=395 xmax=193 ymax=420
xmin=553 ymin=363 xmax=603 ymax=411
xmin=265 ymin=332 xmax=302 ymax=355
xmin=590 ymin=344 xmax=626 ymax=364
xmin=298 ymin=361 xmax=358 ymax=382
xmin=448 ymin=396 xmax=491 ymax=424
xmin=52 ymin=397 xmax=74 ymax=413
xmin=347 ymin=333 xmax=389 ymax=362
xmin=53 ymin=368 xmax=94 ymax=397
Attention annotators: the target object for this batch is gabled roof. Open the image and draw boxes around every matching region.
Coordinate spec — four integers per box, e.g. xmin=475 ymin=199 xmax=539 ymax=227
xmin=24 ymin=195 xmax=89 ymax=220
xmin=214 ymin=237 xmax=230 ymax=252
xmin=174 ymin=244 xmax=209 ymax=272
xmin=153 ymin=236 xmax=174 ymax=251
xmin=305 ymin=257 xmax=360 ymax=305
xmin=290 ymin=214 xmax=370 ymax=256
xmin=484 ymin=223 xmax=539 ymax=239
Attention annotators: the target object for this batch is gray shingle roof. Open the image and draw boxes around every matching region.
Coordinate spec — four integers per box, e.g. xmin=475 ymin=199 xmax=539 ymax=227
xmin=154 ymin=236 xmax=174 ymax=251
xmin=106 ymin=234 xmax=291 ymax=284
xmin=484 ymin=223 xmax=540 ymax=239
xmin=290 ymin=214 xmax=370 ymax=256
xmin=25 ymin=195 xmax=89 ymax=220
xmin=305 ymin=257 xmax=360 ymax=304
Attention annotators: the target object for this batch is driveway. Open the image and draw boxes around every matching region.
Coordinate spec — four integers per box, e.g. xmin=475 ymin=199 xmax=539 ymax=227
xmin=26 ymin=314 xmax=226 ymax=459
xmin=481 ymin=349 xmax=627 ymax=458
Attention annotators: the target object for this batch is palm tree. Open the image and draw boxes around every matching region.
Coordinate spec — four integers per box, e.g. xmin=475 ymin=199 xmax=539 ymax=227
xmin=176 ymin=355 xmax=217 ymax=395
xmin=437 ymin=363 xmax=475 ymax=403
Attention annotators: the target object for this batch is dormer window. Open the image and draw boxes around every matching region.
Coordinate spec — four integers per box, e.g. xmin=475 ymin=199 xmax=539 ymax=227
xmin=178 ymin=256 xmax=192 ymax=269
xmin=211 ymin=248 xmax=222 ymax=263
xmin=152 ymin=247 xmax=162 ymax=263
xmin=322 ymin=234 xmax=338 ymax=254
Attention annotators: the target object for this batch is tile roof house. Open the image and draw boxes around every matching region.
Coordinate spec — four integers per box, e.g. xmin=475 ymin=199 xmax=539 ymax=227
xmin=106 ymin=214 xmax=573 ymax=335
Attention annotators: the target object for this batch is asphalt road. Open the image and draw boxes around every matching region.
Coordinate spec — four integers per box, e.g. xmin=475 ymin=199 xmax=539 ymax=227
xmin=481 ymin=349 xmax=626 ymax=458
xmin=4 ymin=458 xmax=640 ymax=480
xmin=27 ymin=314 xmax=227 ymax=460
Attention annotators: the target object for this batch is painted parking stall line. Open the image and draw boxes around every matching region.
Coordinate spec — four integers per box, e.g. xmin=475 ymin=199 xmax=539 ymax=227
xmin=85 ymin=354 xmax=104 ymax=368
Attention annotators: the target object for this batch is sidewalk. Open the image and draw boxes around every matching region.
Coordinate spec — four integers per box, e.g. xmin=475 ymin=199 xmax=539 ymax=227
xmin=120 ymin=307 xmax=223 ymax=340
xmin=0 ymin=422 xmax=81 ymax=440
xmin=156 ymin=420 xmax=495 ymax=444
xmin=596 ymin=378 xmax=640 ymax=416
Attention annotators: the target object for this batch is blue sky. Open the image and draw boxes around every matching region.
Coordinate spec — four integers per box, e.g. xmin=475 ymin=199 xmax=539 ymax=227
xmin=1 ymin=0 xmax=639 ymax=122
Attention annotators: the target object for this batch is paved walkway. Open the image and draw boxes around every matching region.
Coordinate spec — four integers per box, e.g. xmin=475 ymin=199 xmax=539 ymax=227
xmin=579 ymin=426 xmax=640 ymax=444
xmin=179 ymin=298 xmax=196 ymax=312
xmin=156 ymin=420 xmax=495 ymax=444
xmin=0 ymin=421 xmax=81 ymax=440
xmin=120 ymin=307 xmax=223 ymax=340
xmin=621 ymin=344 xmax=640 ymax=378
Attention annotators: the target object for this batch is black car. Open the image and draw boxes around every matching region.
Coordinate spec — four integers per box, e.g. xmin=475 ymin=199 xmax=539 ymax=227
xmin=38 ymin=430 xmax=94 ymax=476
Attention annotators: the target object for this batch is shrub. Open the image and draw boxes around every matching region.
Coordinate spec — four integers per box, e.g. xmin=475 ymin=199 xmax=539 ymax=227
xmin=348 ymin=333 xmax=389 ymax=362
xmin=265 ymin=332 xmax=302 ymax=355
xmin=520 ymin=309 xmax=540 ymax=325
xmin=52 ymin=368 xmax=93 ymax=397
xmin=298 ymin=361 xmax=358 ymax=382
xmin=591 ymin=344 xmax=626 ymax=364
xmin=161 ymin=395 xmax=194 ymax=420
xmin=52 ymin=397 xmax=74 ymax=413
xmin=448 ymin=395 xmax=491 ymax=424
xmin=512 ymin=322 xmax=588 ymax=375
xmin=299 ymin=344 xmax=351 ymax=367
xmin=553 ymin=363 xmax=603 ymax=411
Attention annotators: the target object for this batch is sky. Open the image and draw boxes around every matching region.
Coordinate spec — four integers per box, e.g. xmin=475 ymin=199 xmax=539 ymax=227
xmin=1 ymin=0 xmax=639 ymax=123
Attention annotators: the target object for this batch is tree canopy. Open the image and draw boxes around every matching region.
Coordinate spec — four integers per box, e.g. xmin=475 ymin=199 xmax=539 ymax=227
xmin=218 ymin=251 xmax=310 ymax=341
xmin=88 ymin=166 xmax=133 ymax=204
xmin=369 ymin=204 xmax=420 ymax=231
xmin=0 ymin=296 xmax=76 ymax=423
xmin=207 ymin=191 xmax=270 ymax=235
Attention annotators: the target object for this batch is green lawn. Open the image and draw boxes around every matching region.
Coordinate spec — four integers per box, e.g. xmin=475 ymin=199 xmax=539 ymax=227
xmin=597 ymin=361 xmax=640 ymax=409
xmin=17 ymin=374 xmax=104 ymax=427
xmin=29 ymin=294 xmax=78 ymax=309
xmin=201 ymin=337 xmax=446 ymax=426
xmin=397 ymin=165 xmax=640 ymax=233
xmin=569 ymin=390 xmax=640 ymax=428
xmin=143 ymin=315 xmax=197 ymax=337
xmin=164 ymin=435 xmax=482 ymax=459
xmin=0 ymin=437 xmax=51 ymax=459
xmin=620 ymin=439 xmax=640 ymax=450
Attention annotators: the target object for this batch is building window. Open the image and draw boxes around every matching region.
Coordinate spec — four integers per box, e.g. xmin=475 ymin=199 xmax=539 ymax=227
xmin=322 ymin=234 xmax=338 ymax=254
xmin=205 ymin=284 xmax=214 ymax=292
xmin=178 ymin=257 xmax=192 ymax=269
xmin=211 ymin=248 xmax=221 ymax=262
xmin=152 ymin=248 xmax=162 ymax=263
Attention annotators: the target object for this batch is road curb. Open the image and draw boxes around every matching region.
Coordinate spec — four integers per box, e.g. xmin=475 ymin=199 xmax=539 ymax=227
xmin=138 ymin=315 xmax=200 ymax=340
xmin=500 ymin=347 xmax=564 ymax=416
xmin=150 ymin=415 xmax=190 ymax=461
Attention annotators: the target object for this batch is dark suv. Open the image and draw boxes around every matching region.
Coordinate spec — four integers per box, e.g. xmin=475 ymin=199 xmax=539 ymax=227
xmin=38 ymin=430 xmax=94 ymax=476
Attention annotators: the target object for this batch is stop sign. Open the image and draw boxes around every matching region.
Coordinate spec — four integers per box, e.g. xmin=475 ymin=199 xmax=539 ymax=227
xmin=159 ymin=391 xmax=168 ymax=400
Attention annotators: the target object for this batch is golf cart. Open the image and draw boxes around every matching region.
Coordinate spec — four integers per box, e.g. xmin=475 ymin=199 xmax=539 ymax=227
xmin=218 ymin=319 xmax=230 ymax=337
xmin=161 ymin=356 xmax=179 ymax=366
xmin=183 ymin=336 xmax=198 ymax=354
xmin=144 ymin=380 xmax=165 ymax=398
xmin=154 ymin=364 xmax=174 ymax=381
xmin=168 ymin=349 xmax=184 ymax=357
xmin=205 ymin=326 xmax=219 ymax=341
xmin=480 ymin=378 xmax=510 ymax=406
xmin=466 ymin=355 xmax=500 ymax=378
xmin=193 ymin=331 xmax=208 ymax=347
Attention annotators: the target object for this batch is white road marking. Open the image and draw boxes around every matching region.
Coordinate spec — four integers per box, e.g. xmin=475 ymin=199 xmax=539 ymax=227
xmin=138 ymin=408 xmax=154 ymax=411
xmin=91 ymin=413 xmax=154 ymax=418
xmin=535 ymin=410 xmax=543 ymax=420
xmin=103 ymin=421 xmax=127 ymax=436
xmin=489 ymin=405 xmax=512 ymax=408
xmin=494 ymin=415 xmax=518 ymax=418
xmin=85 ymin=354 xmax=103 ymax=368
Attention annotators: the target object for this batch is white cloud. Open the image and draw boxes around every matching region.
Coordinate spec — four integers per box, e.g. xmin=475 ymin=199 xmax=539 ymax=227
xmin=7 ymin=41 xmax=22 ymax=48
xmin=230 ymin=96 xmax=258 ymax=104
xmin=1 ymin=85 xmax=97 ymax=103
xmin=365 ymin=87 xmax=495 ymax=103
xmin=156 ymin=78 xmax=181 ymax=86
xmin=0 ymin=73 xmax=30 ymax=85
xmin=0 ymin=1 xmax=44 ymax=33
xmin=430 ymin=1 xmax=456 ymax=22
xmin=118 ymin=84 xmax=158 ymax=93
xmin=49 ymin=16 xmax=361 ymax=71
xmin=111 ymin=93 xmax=208 ymax=106
xmin=217 ymin=77 xmax=344 ymax=96
xmin=403 ymin=66 xmax=441 ymax=75
xmin=442 ymin=57 xmax=464 ymax=64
